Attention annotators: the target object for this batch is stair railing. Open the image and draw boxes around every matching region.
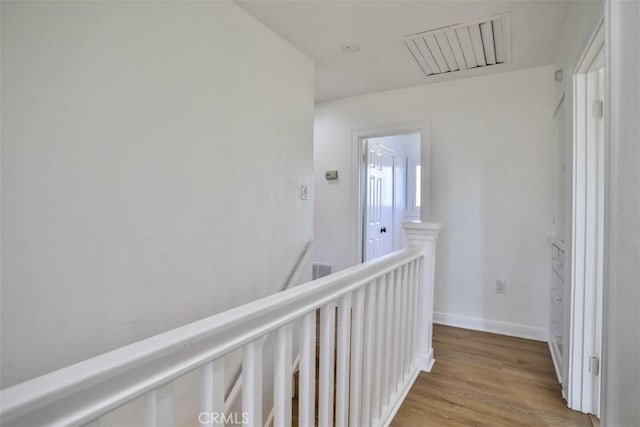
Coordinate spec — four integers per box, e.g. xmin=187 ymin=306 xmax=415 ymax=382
xmin=0 ymin=222 xmax=441 ymax=427
xmin=224 ymin=240 xmax=317 ymax=417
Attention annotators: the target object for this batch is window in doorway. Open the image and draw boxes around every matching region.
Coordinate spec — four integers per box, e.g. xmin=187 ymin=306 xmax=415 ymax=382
xmin=406 ymin=157 xmax=421 ymax=218
xmin=415 ymin=164 xmax=421 ymax=208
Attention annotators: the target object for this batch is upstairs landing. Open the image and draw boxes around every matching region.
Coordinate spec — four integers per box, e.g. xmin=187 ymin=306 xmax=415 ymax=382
xmin=393 ymin=325 xmax=592 ymax=426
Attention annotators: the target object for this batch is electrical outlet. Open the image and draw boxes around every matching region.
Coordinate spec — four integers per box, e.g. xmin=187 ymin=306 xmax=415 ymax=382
xmin=496 ymin=280 xmax=507 ymax=294
xmin=300 ymin=185 xmax=309 ymax=200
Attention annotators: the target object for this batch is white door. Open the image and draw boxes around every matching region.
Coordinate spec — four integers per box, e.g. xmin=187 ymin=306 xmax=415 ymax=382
xmin=364 ymin=140 xmax=394 ymax=261
xmin=590 ymin=65 xmax=605 ymax=417
xmin=567 ymin=36 xmax=605 ymax=417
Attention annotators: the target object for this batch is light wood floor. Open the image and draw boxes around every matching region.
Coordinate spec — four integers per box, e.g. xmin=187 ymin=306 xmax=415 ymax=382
xmin=392 ymin=325 xmax=592 ymax=427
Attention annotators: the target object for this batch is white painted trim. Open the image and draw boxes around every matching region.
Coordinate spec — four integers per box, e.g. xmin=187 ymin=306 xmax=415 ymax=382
xmin=434 ymin=312 xmax=549 ymax=342
xmin=351 ymin=121 xmax=432 ymax=265
xmin=567 ymin=18 xmax=605 ymax=415
xmin=601 ymin=2 xmax=640 ymax=424
xmin=404 ymin=222 xmax=442 ymax=381
xmin=561 ymin=68 xmax=574 ymax=395
xmin=549 ymin=341 xmax=564 ymax=385
xmin=418 ymin=348 xmax=435 ymax=373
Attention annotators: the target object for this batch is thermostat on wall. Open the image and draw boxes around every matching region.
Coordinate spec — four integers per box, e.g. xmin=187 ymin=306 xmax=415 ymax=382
xmin=325 ymin=170 xmax=338 ymax=180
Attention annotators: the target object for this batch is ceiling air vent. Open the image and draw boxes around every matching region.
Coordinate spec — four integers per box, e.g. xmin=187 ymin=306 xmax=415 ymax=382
xmin=400 ymin=13 xmax=511 ymax=77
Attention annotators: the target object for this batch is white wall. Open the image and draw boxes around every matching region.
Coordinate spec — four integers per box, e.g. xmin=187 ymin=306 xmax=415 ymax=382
xmin=314 ymin=66 xmax=554 ymax=339
xmin=0 ymin=0 xmax=313 ymax=389
xmin=551 ymin=0 xmax=605 ymax=150
xmin=553 ymin=0 xmax=605 ymax=81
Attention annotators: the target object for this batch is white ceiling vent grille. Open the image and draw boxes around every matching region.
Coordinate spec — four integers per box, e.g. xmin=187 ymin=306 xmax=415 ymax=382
xmin=400 ymin=13 xmax=511 ymax=77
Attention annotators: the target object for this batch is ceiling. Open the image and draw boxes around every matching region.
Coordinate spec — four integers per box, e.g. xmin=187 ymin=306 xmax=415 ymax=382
xmin=236 ymin=1 xmax=572 ymax=102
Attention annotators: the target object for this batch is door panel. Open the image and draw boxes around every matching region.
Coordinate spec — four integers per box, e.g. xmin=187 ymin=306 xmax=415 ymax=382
xmin=364 ymin=141 xmax=394 ymax=262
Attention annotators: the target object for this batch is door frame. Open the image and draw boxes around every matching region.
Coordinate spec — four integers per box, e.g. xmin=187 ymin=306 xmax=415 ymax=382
xmin=351 ymin=121 xmax=431 ymax=264
xmin=567 ymin=19 xmax=605 ymax=416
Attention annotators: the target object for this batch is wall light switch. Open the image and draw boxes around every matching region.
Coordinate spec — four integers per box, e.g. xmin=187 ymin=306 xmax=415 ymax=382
xmin=300 ymin=185 xmax=309 ymax=200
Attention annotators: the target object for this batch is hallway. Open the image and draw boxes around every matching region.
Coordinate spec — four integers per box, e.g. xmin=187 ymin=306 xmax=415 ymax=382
xmin=393 ymin=325 xmax=592 ymax=426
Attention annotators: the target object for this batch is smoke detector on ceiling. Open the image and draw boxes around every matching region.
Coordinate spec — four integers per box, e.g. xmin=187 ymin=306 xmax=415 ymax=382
xmin=342 ymin=43 xmax=361 ymax=54
xmin=400 ymin=12 xmax=512 ymax=77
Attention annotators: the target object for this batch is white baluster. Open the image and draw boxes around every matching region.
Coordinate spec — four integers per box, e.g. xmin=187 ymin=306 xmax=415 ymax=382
xmin=144 ymin=391 xmax=157 ymax=427
xmin=391 ymin=266 xmax=405 ymax=394
xmin=319 ymin=303 xmax=336 ymax=427
xmin=299 ymin=311 xmax=316 ymax=427
xmin=407 ymin=261 xmax=416 ymax=372
xmin=349 ymin=287 xmax=365 ymax=427
xmin=418 ymin=256 xmax=428 ymax=370
xmin=407 ymin=260 xmax=417 ymax=371
xmin=412 ymin=258 xmax=422 ymax=369
xmin=399 ymin=263 xmax=408 ymax=382
xmin=335 ymin=293 xmax=351 ymax=427
xmin=419 ymin=255 xmax=430 ymax=369
xmin=242 ymin=340 xmax=263 ymax=427
xmin=201 ymin=360 xmax=224 ymax=427
xmin=392 ymin=267 xmax=402 ymax=394
xmin=393 ymin=265 xmax=407 ymax=384
xmin=372 ymin=275 xmax=386 ymax=422
xmin=361 ymin=281 xmax=377 ymax=427
xmin=143 ymin=385 xmax=172 ymax=427
xmin=274 ymin=324 xmax=292 ymax=427
xmin=383 ymin=272 xmax=394 ymax=407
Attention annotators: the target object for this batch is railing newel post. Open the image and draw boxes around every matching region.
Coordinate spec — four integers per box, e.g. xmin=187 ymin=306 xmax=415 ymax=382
xmin=402 ymin=221 xmax=442 ymax=372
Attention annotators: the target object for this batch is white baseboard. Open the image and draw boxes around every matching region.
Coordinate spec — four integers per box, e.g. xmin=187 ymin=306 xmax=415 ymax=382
xmin=548 ymin=341 xmax=564 ymax=386
xmin=418 ymin=349 xmax=435 ymax=372
xmin=434 ymin=312 xmax=548 ymax=342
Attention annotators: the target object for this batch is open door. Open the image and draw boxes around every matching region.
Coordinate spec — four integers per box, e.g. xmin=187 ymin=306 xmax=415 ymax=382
xmin=567 ymin=23 xmax=605 ymax=418
xmin=363 ymin=140 xmax=395 ymax=261
xmin=353 ymin=124 xmax=428 ymax=265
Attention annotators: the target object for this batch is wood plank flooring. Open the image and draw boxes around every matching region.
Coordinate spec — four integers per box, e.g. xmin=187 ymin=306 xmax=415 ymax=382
xmin=392 ymin=325 xmax=592 ymax=426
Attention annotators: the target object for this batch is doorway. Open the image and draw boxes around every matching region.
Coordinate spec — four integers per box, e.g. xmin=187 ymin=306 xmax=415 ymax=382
xmin=352 ymin=121 xmax=431 ymax=264
xmin=568 ymin=21 xmax=605 ymax=418
xmin=362 ymin=134 xmax=420 ymax=261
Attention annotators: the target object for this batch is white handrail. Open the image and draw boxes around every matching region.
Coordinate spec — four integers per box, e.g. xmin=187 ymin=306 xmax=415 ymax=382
xmin=0 ymin=246 xmax=424 ymax=426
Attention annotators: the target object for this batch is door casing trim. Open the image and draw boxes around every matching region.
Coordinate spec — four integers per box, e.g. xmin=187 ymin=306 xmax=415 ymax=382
xmin=351 ymin=121 xmax=432 ymax=265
